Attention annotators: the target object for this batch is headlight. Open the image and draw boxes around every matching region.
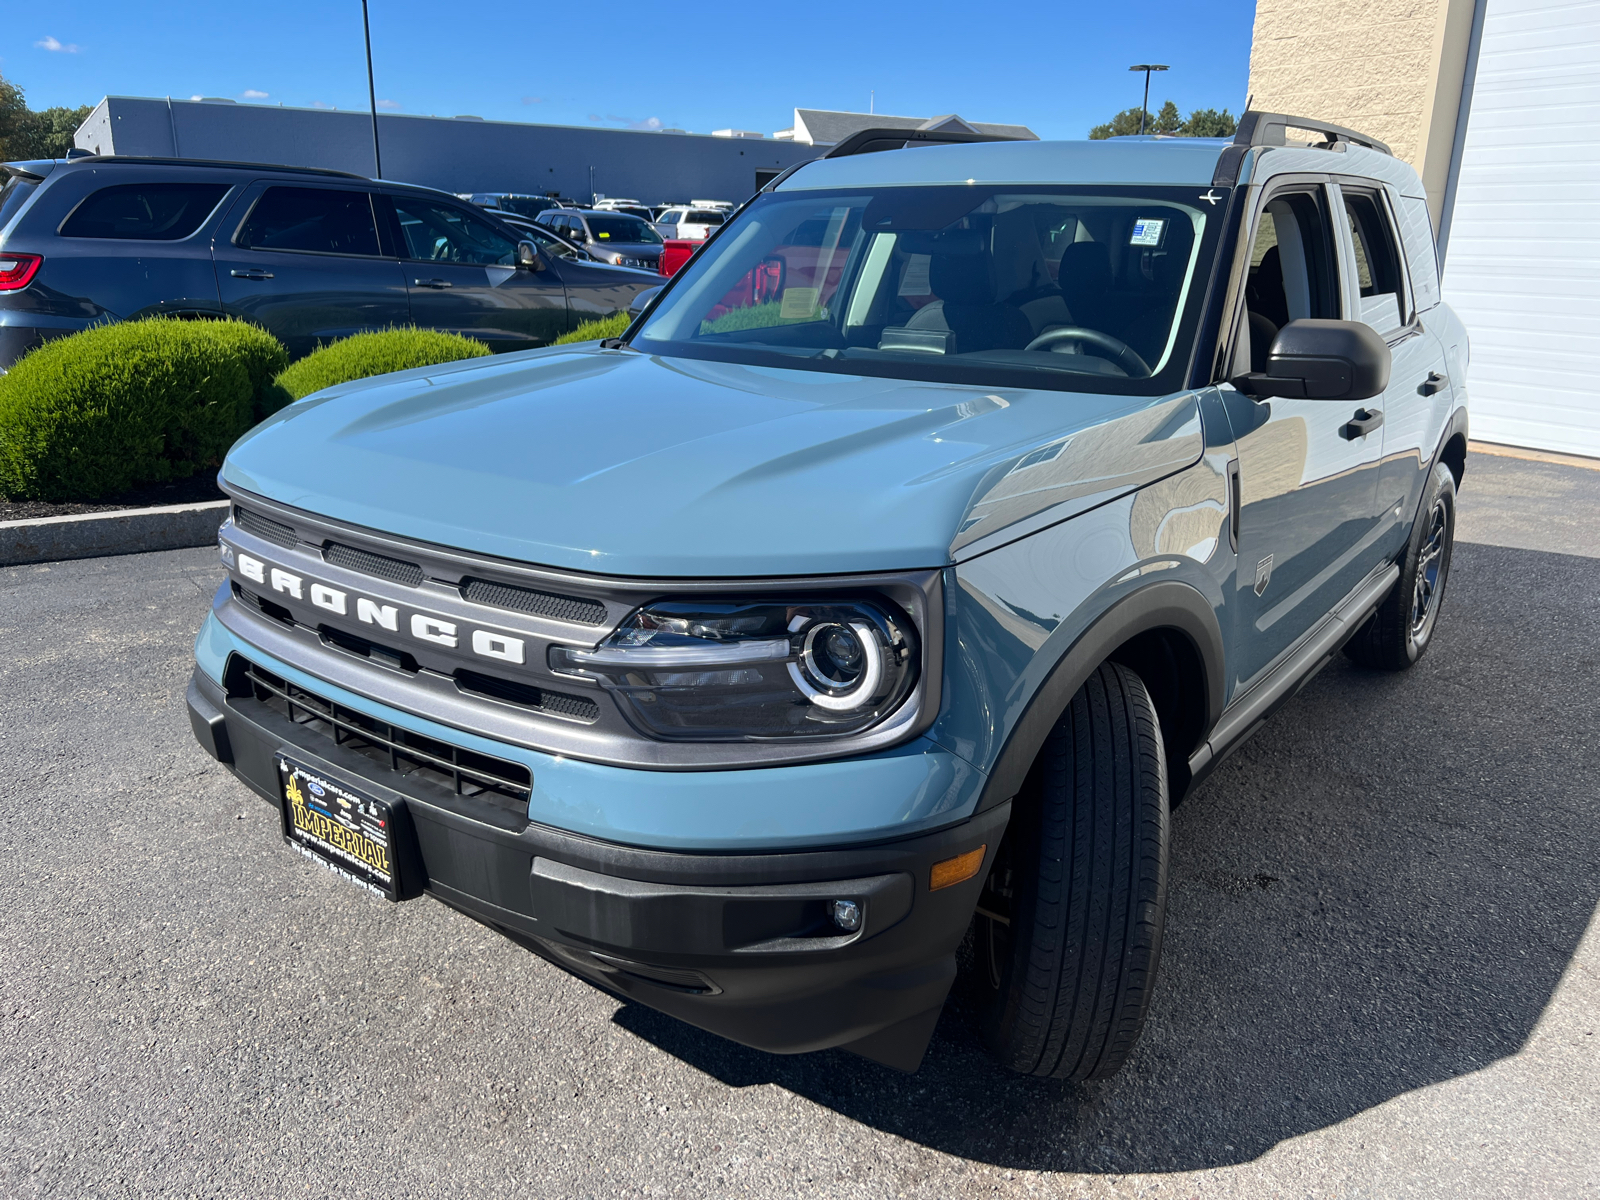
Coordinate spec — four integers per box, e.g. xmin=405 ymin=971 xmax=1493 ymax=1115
xmin=549 ymin=599 xmax=917 ymax=741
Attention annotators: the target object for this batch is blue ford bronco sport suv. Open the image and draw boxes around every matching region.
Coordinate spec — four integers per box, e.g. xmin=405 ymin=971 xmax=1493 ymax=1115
xmin=187 ymin=113 xmax=1469 ymax=1078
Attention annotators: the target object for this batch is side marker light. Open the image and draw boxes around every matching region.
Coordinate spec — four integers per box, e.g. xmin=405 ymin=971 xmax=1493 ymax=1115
xmin=930 ymin=845 xmax=987 ymax=892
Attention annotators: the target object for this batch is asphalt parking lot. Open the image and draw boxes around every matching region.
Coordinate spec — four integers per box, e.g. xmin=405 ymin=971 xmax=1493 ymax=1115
xmin=1 ymin=450 xmax=1596 ymax=1199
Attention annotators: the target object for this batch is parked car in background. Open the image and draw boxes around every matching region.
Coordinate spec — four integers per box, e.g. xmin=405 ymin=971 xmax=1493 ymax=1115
xmin=0 ymin=157 xmax=659 ymax=366
xmin=653 ymin=205 xmax=728 ymax=241
xmin=658 ymin=239 xmax=699 ymax=278
xmin=592 ymin=198 xmax=656 ymax=222
xmin=535 ymin=209 xmax=663 ymax=271
xmin=462 ymin=192 xmax=570 ymax=219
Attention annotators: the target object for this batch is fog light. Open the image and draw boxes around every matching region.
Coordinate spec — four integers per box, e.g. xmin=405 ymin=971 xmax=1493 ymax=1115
xmin=830 ymin=899 xmax=862 ymax=932
xmin=929 ymin=845 xmax=987 ymax=891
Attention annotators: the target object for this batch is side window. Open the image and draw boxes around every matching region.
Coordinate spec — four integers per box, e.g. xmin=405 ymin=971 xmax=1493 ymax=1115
xmin=1238 ymin=188 xmax=1340 ymax=372
xmin=1395 ymin=194 xmax=1441 ymax=313
xmin=236 ymin=187 xmax=381 ymax=256
xmin=60 ymin=182 xmax=230 ymax=241
xmin=1342 ymin=190 xmax=1406 ymax=335
xmin=392 ymin=198 xmax=516 ymax=265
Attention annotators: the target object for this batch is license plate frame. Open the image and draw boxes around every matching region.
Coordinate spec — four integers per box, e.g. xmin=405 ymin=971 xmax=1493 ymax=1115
xmin=276 ymin=756 xmax=407 ymax=901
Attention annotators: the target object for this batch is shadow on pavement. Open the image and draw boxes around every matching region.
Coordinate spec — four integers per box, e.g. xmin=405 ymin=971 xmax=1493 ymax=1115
xmin=612 ymin=540 xmax=1600 ymax=1171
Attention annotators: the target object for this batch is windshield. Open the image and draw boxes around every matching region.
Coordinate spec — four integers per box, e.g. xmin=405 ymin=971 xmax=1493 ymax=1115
xmin=634 ymin=185 xmax=1225 ymax=395
xmin=587 ymin=215 xmax=662 ymax=244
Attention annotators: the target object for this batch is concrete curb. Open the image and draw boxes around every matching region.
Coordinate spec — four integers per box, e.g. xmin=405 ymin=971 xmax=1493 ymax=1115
xmin=0 ymin=499 xmax=229 ymax=567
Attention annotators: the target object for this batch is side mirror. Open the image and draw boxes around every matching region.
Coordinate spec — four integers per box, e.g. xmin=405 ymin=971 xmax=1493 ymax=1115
xmin=627 ymin=285 xmax=663 ymax=320
xmin=1233 ymin=318 xmax=1391 ymax=401
xmin=516 ymin=241 xmax=545 ymax=272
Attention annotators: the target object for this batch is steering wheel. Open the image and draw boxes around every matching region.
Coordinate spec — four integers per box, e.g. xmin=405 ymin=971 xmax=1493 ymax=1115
xmin=1024 ymin=326 xmax=1152 ymax=378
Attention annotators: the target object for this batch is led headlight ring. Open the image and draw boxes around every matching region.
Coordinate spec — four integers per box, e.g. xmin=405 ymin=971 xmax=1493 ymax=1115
xmin=787 ymin=620 xmax=884 ymax=711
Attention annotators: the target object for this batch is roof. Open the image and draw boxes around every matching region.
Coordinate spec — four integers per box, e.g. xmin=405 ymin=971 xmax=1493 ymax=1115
xmin=780 ymin=109 xmax=1037 ymax=146
xmin=775 ymin=137 xmax=1231 ymax=191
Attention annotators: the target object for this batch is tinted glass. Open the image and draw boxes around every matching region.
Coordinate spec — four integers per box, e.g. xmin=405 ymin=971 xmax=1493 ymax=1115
xmin=0 ymin=175 xmax=40 ymax=234
xmin=636 ymin=185 xmax=1223 ymax=396
xmin=393 ymin=197 xmax=517 ymax=265
xmin=1343 ymin=191 xmax=1405 ymax=332
xmin=61 ymin=182 xmax=229 ymax=241
xmin=528 ymin=225 xmax=581 ymax=259
xmin=237 ymin=187 xmax=380 ymax=255
xmin=686 ymin=210 xmax=726 ymax=226
xmin=498 ymin=196 xmax=556 ymax=217
xmin=586 ymin=215 xmax=662 ymax=244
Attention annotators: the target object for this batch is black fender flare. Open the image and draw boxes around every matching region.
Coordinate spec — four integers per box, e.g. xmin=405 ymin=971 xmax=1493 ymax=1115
xmin=974 ymin=580 xmax=1226 ymax=813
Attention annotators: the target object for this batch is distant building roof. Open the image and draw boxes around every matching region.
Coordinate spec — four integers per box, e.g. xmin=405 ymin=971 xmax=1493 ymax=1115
xmin=772 ymin=108 xmax=1038 ymax=146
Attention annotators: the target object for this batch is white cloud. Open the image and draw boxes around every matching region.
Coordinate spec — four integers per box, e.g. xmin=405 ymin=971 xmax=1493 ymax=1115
xmin=36 ymin=36 xmax=81 ymax=53
xmin=376 ymin=99 xmax=400 ymax=110
xmin=190 ymin=95 xmax=204 ymax=101
xmin=241 ymin=89 xmax=268 ymax=100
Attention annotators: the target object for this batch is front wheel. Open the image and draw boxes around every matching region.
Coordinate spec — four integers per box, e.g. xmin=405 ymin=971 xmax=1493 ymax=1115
xmin=1346 ymin=460 xmax=1457 ymax=670
xmin=977 ymin=662 xmax=1169 ymax=1080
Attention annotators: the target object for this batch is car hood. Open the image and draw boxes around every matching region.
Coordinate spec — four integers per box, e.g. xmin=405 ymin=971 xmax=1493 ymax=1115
xmin=222 ymin=348 xmax=1204 ymax=577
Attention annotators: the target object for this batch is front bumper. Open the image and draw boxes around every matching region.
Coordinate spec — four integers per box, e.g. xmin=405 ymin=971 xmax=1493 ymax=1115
xmin=187 ymin=661 xmax=1006 ymax=1070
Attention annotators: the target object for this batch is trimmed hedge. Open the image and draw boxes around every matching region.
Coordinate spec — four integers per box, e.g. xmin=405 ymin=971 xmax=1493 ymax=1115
xmin=274 ymin=328 xmax=491 ymax=401
xmin=0 ymin=318 xmax=286 ymax=503
xmin=554 ymin=311 xmax=630 ymax=345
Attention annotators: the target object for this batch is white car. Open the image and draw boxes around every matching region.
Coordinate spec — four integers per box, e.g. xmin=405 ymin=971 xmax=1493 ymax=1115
xmin=653 ymin=206 xmax=728 ymax=241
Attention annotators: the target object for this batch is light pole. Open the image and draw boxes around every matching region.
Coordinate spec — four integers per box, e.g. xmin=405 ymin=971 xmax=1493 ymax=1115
xmin=361 ymin=0 xmax=382 ymax=178
xmin=1127 ymin=64 xmax=1169 ymax=135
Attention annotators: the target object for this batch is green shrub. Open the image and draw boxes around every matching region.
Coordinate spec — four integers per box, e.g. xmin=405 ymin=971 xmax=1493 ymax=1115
xmin=0 ymin=318 xmax=272 ymax=502
xmin=554 ymin=311 xmax=630 ymax=345
xmin=191 ymin=319 xmax=290 ymax=420
xmin=274 ymin=328 xmax=491 ymax=401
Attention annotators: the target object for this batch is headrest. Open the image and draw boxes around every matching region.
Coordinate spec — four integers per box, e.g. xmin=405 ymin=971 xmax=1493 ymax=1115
xmin=929 ymin=252 xmax=994 ymax=306
xmin=1058 ymin=242 xmax=1112 ymax=298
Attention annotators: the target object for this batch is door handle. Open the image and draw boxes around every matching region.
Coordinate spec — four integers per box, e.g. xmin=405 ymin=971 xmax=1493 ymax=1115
xmin=1340 ymin=408 xmax=1384 ymax=440
xmin=413 ymin=278 xmax=452 ymax=288
xmin=229 ymin=269 xmax=273 ymax=280
xmin=1418 ymin=371 xmax=1448 ymax=396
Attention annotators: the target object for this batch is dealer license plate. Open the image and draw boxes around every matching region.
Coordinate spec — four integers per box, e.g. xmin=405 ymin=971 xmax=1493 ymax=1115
xmin=277 ymin=757 xmax=401 ymax=900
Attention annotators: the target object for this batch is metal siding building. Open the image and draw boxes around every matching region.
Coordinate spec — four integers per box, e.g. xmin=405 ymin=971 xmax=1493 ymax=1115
xmin=1437 ymin=0 xmax=1600 ymax=456
xmin=73 ymin=96 xmax=822 ymax=205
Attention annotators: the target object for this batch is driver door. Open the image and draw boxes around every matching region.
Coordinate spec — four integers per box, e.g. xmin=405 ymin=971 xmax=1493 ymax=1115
xmin=380 ymin=193 xmax=567 ymax=351
xmin=1226 ymin=181 xmax=1387 ymax=692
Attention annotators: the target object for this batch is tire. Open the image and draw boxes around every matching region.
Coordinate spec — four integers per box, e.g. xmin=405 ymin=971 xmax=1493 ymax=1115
xmin=976 ymin=662 xmax=1169 ymax=1081
xmin=1345 ymin=461 xmax=1457 ymax=671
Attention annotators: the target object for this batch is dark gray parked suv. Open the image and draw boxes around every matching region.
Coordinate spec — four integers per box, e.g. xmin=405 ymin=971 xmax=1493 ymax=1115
xmin=0 ymin=157 xmax=661 ymax=368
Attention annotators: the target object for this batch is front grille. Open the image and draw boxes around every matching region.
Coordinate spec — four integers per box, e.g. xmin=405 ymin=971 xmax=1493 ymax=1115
xmin=454 ymin=668 xmax=600 ymax=722
xmin=324 ymin=542 xmax=425 ymax=587
xmin=235 ymin=506 xmax=297 ymax=549
xmin=236 ymin=584 xmax=293 ymax=626
xmin=229 ymin=656 xmax=531 ymax=812
xmin=462 ymin=577 xmax=607 ymax=625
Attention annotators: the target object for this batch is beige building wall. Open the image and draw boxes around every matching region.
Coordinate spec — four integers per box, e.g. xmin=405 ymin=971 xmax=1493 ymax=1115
xmin=1247 ymin=0 xmax=1477 ymax=225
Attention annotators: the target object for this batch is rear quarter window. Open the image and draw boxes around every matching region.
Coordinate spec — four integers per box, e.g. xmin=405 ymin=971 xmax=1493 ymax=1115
xmin=60 ymin=182 xmax=231 ymax=241
xmin=1395 ymin=195 xmax=1441 ymax=312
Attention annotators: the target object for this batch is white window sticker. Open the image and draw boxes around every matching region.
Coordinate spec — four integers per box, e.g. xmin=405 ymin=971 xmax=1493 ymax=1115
xmin=1129 ymin=218 xmax=1166 ymax=247
xmin=779 ymin=287 xmax=819 ymax=320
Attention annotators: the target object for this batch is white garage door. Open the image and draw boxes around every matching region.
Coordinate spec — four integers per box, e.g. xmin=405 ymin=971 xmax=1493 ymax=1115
xmin=1442 ymin=0 xmax=1600 ymax=457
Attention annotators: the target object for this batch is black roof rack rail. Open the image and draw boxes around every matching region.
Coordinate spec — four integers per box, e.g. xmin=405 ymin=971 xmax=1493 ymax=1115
xmin=822 ymin=126 xmax=1029 ymax=160
xmin=67 ymin=155 xmax=372 ymax=180
xmin=759 ymin=126 xmax=1026 ymax=194
xmin=1 ymin=163 xmax=48 ymax=183
xmin=1231 ymin=111 xmax=1392 ymax=155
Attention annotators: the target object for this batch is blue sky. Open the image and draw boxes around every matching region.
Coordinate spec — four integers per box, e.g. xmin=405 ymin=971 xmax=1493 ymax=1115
xmin=2 ymin=0 xmax=1256 ymax=141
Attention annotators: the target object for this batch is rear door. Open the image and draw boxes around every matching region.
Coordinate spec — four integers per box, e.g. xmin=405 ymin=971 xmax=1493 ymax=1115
xmin=212 ymin=182 xmax=410 ymax=359
xmin=383 ymin=193 xmax=567 ymax=350
xmin=1227 ymin=180 xmax=1387 ymax=691
xmin=1331 ymin=179 xmax=1455 ymax=564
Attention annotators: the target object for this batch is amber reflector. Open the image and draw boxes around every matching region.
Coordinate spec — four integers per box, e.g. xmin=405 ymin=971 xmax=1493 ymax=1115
xmin=929 ymin=845 xmax=986 ymax=891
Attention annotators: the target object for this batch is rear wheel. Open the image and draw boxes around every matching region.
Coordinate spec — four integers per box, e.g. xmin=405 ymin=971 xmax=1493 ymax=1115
xmin=976 ymin=662 xmax=1169 ymax=1080
xmin=1346 ymin=460 xmax=1457 ymax=670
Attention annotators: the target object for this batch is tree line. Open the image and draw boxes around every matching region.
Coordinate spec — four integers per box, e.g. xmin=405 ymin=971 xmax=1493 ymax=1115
xmin=1 ymin=72 xmax=92 ymax=162
xmin=1090 ymin=101 xmax=1237 ymax=140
